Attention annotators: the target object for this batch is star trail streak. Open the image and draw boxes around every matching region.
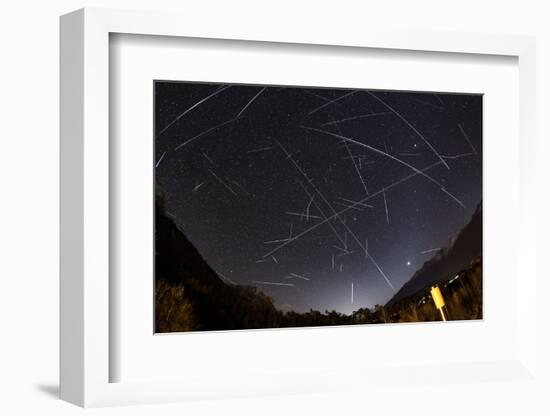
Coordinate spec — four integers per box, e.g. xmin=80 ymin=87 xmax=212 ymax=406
xmin=300 ymin=126 xmax=465 ymax=209
xmin=174 ymin=117 xmax=241 ymax=151
xmin=155 ymin=151 xmax=166 ymax=168
xmin=366 ymin=91 xmax=451 ymax=170
xmin=320 ymin=112 xmax=393 ymax=126
xmin=307 ymin=90 xmax=357 ymax=116
xmin=237 ymin=87 xmax=267 ymax=118
xmin=158 ymin=84 xmax=231 ymax=136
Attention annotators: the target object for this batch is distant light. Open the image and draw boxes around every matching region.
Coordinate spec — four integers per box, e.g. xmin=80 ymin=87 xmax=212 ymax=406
xmin=406 ymin=261 xmax=411 ymax=266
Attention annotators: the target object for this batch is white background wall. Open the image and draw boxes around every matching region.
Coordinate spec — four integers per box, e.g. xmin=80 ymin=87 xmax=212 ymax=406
xmin=0 ymin=1 xmax=548 ymax=414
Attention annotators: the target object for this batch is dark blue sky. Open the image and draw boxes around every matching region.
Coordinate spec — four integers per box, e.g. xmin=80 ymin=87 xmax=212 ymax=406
xmin=155 ymin=82 xmax=482 ymax=314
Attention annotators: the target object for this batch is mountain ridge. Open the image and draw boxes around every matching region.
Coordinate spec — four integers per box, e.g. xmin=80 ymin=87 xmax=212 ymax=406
xmin=155 ymin=186 xmax=284 ymax=332
xmin=386 ymin=202 xmax=482 ymax=306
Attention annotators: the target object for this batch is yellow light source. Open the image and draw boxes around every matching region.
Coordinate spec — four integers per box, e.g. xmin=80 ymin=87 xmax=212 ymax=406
xmin=430 ymin=285 xmax=447 ymax=321
xmin=431 ymin=285 xmax=445 ymax=309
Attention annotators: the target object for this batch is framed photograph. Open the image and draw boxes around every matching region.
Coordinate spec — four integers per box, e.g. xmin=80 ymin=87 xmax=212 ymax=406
xmin=60 ymin=8 xmax=538 ymax=408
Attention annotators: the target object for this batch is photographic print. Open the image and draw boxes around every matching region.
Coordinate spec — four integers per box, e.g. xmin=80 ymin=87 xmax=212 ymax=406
xmin=154 ymin=82 xmax=482 ymax=333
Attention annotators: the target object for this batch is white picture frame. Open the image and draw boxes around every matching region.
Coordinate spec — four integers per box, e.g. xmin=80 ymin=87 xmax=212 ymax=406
xmin=60 ymin=7 xmax=538 ymax=408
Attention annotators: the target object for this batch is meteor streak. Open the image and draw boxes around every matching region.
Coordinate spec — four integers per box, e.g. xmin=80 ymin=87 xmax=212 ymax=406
xmin=158 ymin=85 xmax=230 ymax=136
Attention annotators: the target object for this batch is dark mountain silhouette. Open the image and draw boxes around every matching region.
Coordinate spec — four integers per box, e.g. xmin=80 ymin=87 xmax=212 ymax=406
xmin=386 ymin=202 xmax=482 ymax=306
xmin=155 ymin=186 xmax=284 ymax=332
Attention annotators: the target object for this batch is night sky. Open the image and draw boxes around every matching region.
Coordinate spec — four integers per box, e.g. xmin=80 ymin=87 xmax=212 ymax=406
xmin=154 ymin=82 xmax=482 ymax=315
